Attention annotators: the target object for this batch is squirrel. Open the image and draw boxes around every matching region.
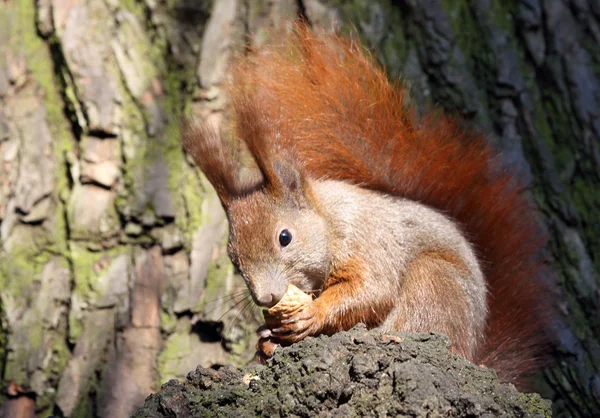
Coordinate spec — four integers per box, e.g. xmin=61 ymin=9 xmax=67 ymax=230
xmin=184 ymin=24 xmax=554 ymax=390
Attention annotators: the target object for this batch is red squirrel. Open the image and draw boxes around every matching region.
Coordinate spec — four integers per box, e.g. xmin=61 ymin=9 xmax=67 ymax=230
xmin=184 ymin=25 xmax=554 ymax=389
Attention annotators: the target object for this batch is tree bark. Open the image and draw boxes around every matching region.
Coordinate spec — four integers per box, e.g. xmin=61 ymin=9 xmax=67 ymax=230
xmin=1 ymin=1 xmax=262 ymax=417
xmin=0 ymin=0 xmax=598 ymax=417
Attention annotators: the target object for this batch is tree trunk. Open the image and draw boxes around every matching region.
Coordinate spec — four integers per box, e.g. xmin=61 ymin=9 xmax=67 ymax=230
xmin=0 ymin=0 xmax=598 ymax=417
xmin=1 ymin=1 xmax=262 ymax=417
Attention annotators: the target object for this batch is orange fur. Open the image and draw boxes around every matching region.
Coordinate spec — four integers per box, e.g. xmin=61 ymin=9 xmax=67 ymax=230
xmin=226 ymin=25 xmax=554 ymax=387
xmin=319 ymin=256 xmax=395 ymax=333
xmin=397 ymin=251 xmax=474 ymax=360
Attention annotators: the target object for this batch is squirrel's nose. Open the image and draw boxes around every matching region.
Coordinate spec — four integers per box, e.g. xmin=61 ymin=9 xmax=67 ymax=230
xmin=254 ymin=291 xmax=284 ymax=308
xmin=249 ymin=270 xmax=287 ymax=307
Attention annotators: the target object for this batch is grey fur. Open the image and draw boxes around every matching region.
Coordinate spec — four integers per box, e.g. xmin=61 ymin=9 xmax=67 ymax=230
xmin=314 ymin=180 xmax=487 ymax=355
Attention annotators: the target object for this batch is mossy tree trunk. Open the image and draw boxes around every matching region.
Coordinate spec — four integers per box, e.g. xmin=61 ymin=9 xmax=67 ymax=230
xmin=0 ymin=0 xmax=598 ymax=417
xmin=1 ymin=1 xmax=262 ymax=417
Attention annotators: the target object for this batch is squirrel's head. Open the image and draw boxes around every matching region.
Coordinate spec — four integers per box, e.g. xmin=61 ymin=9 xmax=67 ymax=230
xmin=226 ymin=166 xmax=331 ymax=307
xmin=183 ymin=115 xmax=331 ymax=307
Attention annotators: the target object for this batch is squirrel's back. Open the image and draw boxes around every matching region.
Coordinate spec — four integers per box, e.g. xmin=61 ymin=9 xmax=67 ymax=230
xmin=228 ymin=25 xmax=555 ymax=386
xmin=313 ymin=179 xmax=487 ymax=360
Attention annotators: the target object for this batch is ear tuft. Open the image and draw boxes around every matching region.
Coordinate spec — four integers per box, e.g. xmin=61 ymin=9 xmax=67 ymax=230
xmin=182 ymin=117 xmax=242 ymax=207
xmin=273 ymin=160 xmax=302 ymax=192
xmin=270 ymin=159 xmax=311 ymax=207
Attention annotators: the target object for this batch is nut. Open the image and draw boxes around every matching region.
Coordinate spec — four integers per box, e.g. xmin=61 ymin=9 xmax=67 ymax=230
xmin=267 ymin=284 xmax=312 ymax=318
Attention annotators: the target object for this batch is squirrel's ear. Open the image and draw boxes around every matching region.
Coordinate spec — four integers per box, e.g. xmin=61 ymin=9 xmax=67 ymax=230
xmin=271 ymin=160 xmax=311 ymax=207
xmin=273 ymin=160 xmax=301 ymax=191
xmin=183 ymin=118 xmax=241 ymax=208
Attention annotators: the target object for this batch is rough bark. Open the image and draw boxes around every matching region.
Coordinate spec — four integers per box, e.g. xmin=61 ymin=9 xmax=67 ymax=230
xmin=0 ymin=1 xmax=261 ymax=417
xmin=133 ymin=328 xmax=552 ymax=418
xmin=0 ymin=0 xmax=598 ymax=417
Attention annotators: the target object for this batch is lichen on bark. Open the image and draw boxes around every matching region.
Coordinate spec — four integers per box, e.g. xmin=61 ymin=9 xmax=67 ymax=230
xmin=1 ymin=0 xmax=257 ymax=416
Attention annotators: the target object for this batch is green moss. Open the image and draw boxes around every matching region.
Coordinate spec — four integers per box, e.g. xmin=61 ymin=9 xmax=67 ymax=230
xmin=540 ymin=89 xmax=574 ymax=151
xmin=112 ymin=0 xmax=197 ymax=228
xmin=3 ymin=361 xmax=27 ymax=388
xmin=70 ymin=390 xmax=96 ymax=418
xmin=177 ymin=170 xmax=210 ymax=249
xmin=107 ymin=1 xmax=157 ymax=219
xmin=70 ymin=245 xmax=127 ymax=298
xmin=440 ymin=0 xmax=472 ymax=44
xmin=66 ymin=317 xmax=85 ymax=345
xmin=14 ymin=0 xmax=75 ymax=187
xmin=571 ymin=176 xmax=600 ymax=273
xmin=2 ymin=0 xmax=75 ymax=342
xmin=0 ymin=247 xmax=46 ymax=299
xmin=163 ymin=124 xmax=187 ymax=195
xmin=199 ymin=250 xmax=260 ymax=365
xmin=160 ymin=309 xmax=177 ymax=334
xmin=120 ymin=14 xmax=159 ymax=94
xmin=157 ymin=331 xmax=192 ymax=383
xmin=517 ymin=393 xmax=552 ymax=418
xmin=68 ymin=245 xmax=127 ymax=342
xmin=0 ymin=254 xmax=71 ymax=393
xmin=117 ymin=96 xmax=147 ymax=215
xmin=36 ymin=337 xmax=69 ymax=415
xmin=197 ymin=251 xmax=233 ymax=313
xmin=334 ymin=0 xmax=372 ymax=29
xmin=380 ymin=25 xmax=407 ymax=79
xmin=331 ymin=1 xmax=408 ymax=78
xmin=445 ymin=2 xmax=490 ymax=79
xmin=532 ymin=100 xmax=553 ymax=149
xmin=161 ymin=66 xmax=197 ymax=239
xmin=48 ymin=336 xmax=71 ymax=380
xmin=488 ymin=0 xmax=518 ymax=32
xmin=162 ymin=63 xmax=204 ymax=247
xmin=56 ymin=58 xmax=87 ymax=138
xmin=119 ymin=0 xmax=147 ymax=20
xmin=227 ymin=319 xmax=260 ymax=365
xmin=529 ymin=69 xmax=600 ymax=277
xmin=109 ymin=0 xmax=207 ymax=256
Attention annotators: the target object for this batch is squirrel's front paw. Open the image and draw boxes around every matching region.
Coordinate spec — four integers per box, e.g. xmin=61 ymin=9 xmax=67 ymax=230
xmin=264 ymin=301 xmax=319 ymax=344
xmin=262 ymin=284 xmax=321 ymax=344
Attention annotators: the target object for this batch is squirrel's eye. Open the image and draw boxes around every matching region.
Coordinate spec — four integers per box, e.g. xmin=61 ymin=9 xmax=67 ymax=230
xmin=278 ymin=229 xmax=293 ymax=247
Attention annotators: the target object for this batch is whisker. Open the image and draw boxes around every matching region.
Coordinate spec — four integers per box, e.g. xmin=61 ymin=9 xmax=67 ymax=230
xmin=201 ymin=285 xmax=248 ymax=289
xmin=200 ymin=290 xmax=250 ymax=305
xmin=222 ymin=296 xmax=259 ymax=344
xmin=195 ymin=290 xmax=252 ymax=322
xmin=216 ymin=293 xmax=253 ymax=323
xmin=227 ymin=297 xmax=256 ymax=334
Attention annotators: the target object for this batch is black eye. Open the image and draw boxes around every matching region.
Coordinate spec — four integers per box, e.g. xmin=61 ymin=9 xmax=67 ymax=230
xmin=279 ymin=229 xmax=292 ymax=247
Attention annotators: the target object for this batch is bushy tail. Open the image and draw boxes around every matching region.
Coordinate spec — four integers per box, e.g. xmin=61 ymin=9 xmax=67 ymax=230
xmin=229 ymin=25 xmax=555 ymax=388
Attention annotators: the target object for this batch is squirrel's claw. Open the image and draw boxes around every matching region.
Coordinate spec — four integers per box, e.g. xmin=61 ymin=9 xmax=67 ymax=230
xmin=255 ymin=336 xmax=279 ymax=362
xmin=268 ymin=303 xmax=319 ymax=344
xmin=256 ymin=326 xmax=272 ymax=339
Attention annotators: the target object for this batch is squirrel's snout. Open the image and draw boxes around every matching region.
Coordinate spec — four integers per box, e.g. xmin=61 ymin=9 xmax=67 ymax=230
xmin=253 ymin=291 xmax=284 ymax=308
xmin=247 ymin=267 xmax=287 ymax=307
xmin=251 ymin=282 xmax=286 ymax=308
